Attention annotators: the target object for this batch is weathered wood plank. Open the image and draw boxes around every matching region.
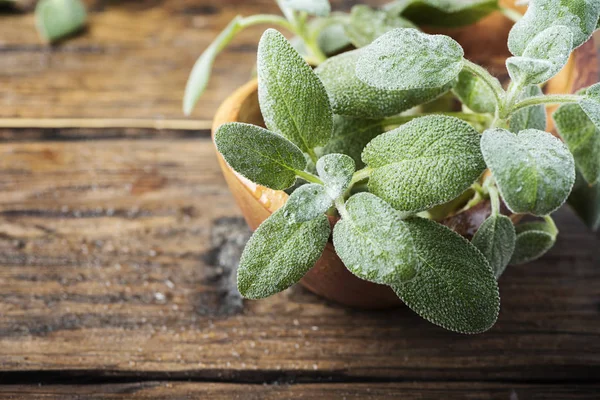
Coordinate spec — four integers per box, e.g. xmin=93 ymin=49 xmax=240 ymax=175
xmin=1 ymin=382 xmax=600 ymax=399
xmin=0 ymin=138 xmax=598 ymax=383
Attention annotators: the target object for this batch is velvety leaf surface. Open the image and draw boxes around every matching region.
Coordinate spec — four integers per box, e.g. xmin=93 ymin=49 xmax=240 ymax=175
xmin=345 ymin=5 xmax=416 ymax=48
xmin=481 ymin=128 xmax=576 ymax=216
xmin=508 ymin=0 xmax=600 ymax=56
xmin=472 ymin=215 xmax=516 ymax=278
xmin=283 ymin=184 xmax=332 ymax=223
xmin=392 ymin=217 xmax=500 ymax=334
xmin=35 ymin=0 xmax=87 ymax=42
xmin=317 ymin=23 xmax=351 ymax=54
xmin=280 ymin=0 xmax=331 ymax=16
xmin=316 ymin=50 xmax=453 ymax=118
xmin=355 ymin=29 xmax=464 ymax=91
xmin=237 ymin=209 xmax=330 ymax=299
xmin=568 ymin=170 xmax=600 ymax=231
xmin=363 ymin=116 xmax=486 ymax=212
xmin=510 ymin=85 xmax=547 ymax=133
xmin=333 ymin=193 xmax=419 ymax=285
xmin=510 ymin=220 xmax=557 ymax=264
xmin=506 ymin=25 xmax=573 ymax=85
xmin=316 ymin=153 xmax=355 ymax=199
xmin=215 ymin=122 xmax=306 ymax=190
xmin=400 ymin=0 xmax=499 ymax=27
xmin=553 ymin=103 xmax=600 ymax=185
xmin=452 ymin=70 xmax=497 ymax=114
xmin=319 ymin=115 xmax=385 ymax=168
xmin=258 ymin=29 xmax=333 ymax=154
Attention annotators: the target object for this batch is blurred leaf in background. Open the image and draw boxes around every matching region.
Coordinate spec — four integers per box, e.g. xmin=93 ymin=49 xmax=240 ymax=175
xmin=35 ymin=0 xmax=87 ymax=43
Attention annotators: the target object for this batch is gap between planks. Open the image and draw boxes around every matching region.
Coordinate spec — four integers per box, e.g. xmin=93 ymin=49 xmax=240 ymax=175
xmin=0 ymin=118 xmax=213 ymax=131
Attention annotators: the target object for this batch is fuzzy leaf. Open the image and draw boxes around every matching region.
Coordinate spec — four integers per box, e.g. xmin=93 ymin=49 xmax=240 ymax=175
xmin=316 ymin=154 xmax=355 ymax=199
xmin=568 ymin=170 xmax=600 ymax=231
xmin=472 ymin=215 xmax=516 ymax=278
xmin=481 ymin=128 xmax=576 ymax=216
xmin=333 ymin=193 xmax=420 ymax=285
xmin=510 ymin=85 xmax=547 ymax=133
xmin=506 ymin=26 xmax=573 ymax=85
xmin=579 ymin=84 xmax=600 ymax=131
xmin=237 ymin=209 xmax=330 ymax=299
xmin=183 ymin=17 xmax=243 ymax=115
xmin=363 ymin=116 xmax=486 ymax=213
xmin=215 ymin=122 xmax=306 ymax=190
xmin=35 ymin=0 xmax=87 ymax=43
xmin=400 ymin=0 xmax=499 ymax=28
xmin=393 ymin=217 xmax=500 ymax=334
xmin=355 ymin=29 xmax=464 ymax=91
xmin=317 ymin=23 xmax=351 ymax=54
xmin=258 ymin=29 xmax=333 ymax=154
xmin=508 ymin=0 xmax=600 ymax=56
xmin=553 ymin=103 xmax=600 ymax=185
xmin=283 ymin=184 xmax=332 ymax=223
xmin=280 ymin=0 xmax=331 ymax=16
xmin=452 ymin=70 xmax=497 ymax=114
xmin=345 ymin=5 xmax=416 ymax=48
xmin=510 ymin=220 xmax=557 ymax=264
xmin=316 ymin=50 xmax=453 ymax=118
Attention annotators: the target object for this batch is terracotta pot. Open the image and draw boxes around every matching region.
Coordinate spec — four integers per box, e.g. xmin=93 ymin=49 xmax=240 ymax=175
xmin=211 ymin=4 xmax=599 ymax=309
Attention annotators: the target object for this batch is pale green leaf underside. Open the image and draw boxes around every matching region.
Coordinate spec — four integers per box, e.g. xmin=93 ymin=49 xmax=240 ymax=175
xmin=363 ymin=115 xmax=486 ymax=213
xmin=316 ymin=153 xmax=355 ymax=199
xmin=553 ymin=103 xmax=600 ymax=185
xmin=392 ymin=216 xmax=500 ymax=334
xmin=237 ymin=209 xmax=330 ymax=299
xmin=510 ymin=221 xmax=557 ymax=264
xmin=317 ymin=23 xmax=351 ymax=54
xmin=481 ymin=128 xmax=576 ymax=216
xmin=400 ymin=0 xmax=498 ymax=28
xmin=345 ymin=5 xmax=416 ymax=48
xmin=258 ymin=29 xmax=333 ymax=153
xmin=579 ymin=98 xmax=600 ymax=134
xmin=508 ymin=0 xmax=600 ymax=56
xmin=35 ymin=0 xmax=87 ymax=42
xmin=472 ymin=215 xmax=516 ymax=279
xmin=355 ymin=28 xmax=464 ymax=91
xmin=333 ymin=193 xmax=420 ymax=285
xmin=506 ymin=25 xmax=573 ymax=85
xmin=510 ymin=85 xmax=547 ymax=133
xmin=280 ymin=0 xmax=331 ymax=16
xmin=283 ymin=184 xmax=332 ymax=223
xmin=316 ymin=50 xmax=453 ymax=118
xmin=452 ymin=70 xmax=497 ymax=114
xmin=568 ymin=170 xmax=600 ymax=231
xmin=215 ymin=122 xmax=306 ymax=190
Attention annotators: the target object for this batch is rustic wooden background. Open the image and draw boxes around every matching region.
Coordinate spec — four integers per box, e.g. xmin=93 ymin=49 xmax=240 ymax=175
xmin=0 ymin=1 xmax=599 ymax=398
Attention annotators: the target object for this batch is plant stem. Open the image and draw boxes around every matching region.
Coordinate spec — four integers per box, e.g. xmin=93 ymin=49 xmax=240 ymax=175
xmin=295 ymin=169 xmax=323 ymax=185
xmin=462 ymin=59 xmax=506 ymax=112
xmin=334 ymin=196 xmax=350 ymax=220
xmin=499 ymin=6 xmax=523 ymax=23
xmin=488 ymin=184 xmax=501 ymax=216
xmin=382 ymin=112 xmax=493 ymax=127
xmin=543 ymin=215 xmax=559 ymax=237
xmin=238 ymin=14 xmax=295 ymax=31
xmin=350 ymin=167 xmax=373 ymax=187
xmin=509 ymin=94 xmax=582 ymax=115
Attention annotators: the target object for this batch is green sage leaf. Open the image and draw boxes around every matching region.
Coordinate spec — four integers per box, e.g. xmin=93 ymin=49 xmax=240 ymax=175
xmin=318 ymin=115 xmax=385 ymax=168
xmin=400 ymin=0 xmax=499 ymax=28
xmin=283 ymin=184 xmax=332 ymax=223
xmin=317 ymin=50 xmax=454 ymax=118
xmin=355 ymin=28 xmax=464 ymax=91
xmin=510 ymin=220 xmax=557 ymax=264
xmin=506 ymin=25 xmax=573 ymax=85
xmin=333 ymin=193 xmax=420 ymax=285
xmin=317 ymin=23 xmax=351 ymax=54
xmin=35 ymin=0 xmax=87 ymax=43
xmin=508 ymin=0 xmax=600 ymax=56
xmin=258 ymin=29 xmax=333 ymax=154
xmin=279 ymin=0 xmax=331 ymax=16
xmin=363 ymin=116 xmax=486 ymax=213
xmin=553 ymin=103 xmax=600 ymax=185
xmin=393 ymin=216 xmax=500 ymax=334
xmin=215 ymin=122 xmax=306 ymax=190
xmin=345 ymin=5 xmax=416 ymax=48
xmin=183 ymin=17 xmax=243 ymax=115
xmin=579 ymin=84 xmax=600 ymax=132
xmin=452 ymin=70 xmax=497 ymax=114
xmin=472 ymin=215 xmax=517 ymax=278
xmin=481 ymin=128 xmax=576 ymax=216
xmin=237 ymin=209 xmax=330 ymax=299
xmin=510 ymin=85 xmax=547 ymax=133
xmin=316 ymin=153 xmax=355 ymax=199
xmin=568 ymin=170 xmax=600 ymax=231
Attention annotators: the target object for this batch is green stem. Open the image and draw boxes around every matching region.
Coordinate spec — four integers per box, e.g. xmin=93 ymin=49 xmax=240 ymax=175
xmin=543 ymin=215 xmax=559 ymax=237
xmin=306 ymin=148 xmax=319 ymax=164
xmin=238 ymin=14 xmax=295 ymax=31
xmin=462 ymin=59 xmax=506 ymax=113
xmin=295 ymin=169 xmax=323 ymax=185
xmin=383 ymin=112 xmax=493 ymax=127
xmin=499 ymin=6 xmax=523 ymax=23
xmin=334 ymin=196 xmax=350 ymax=220
xmin=488 ymin=185 xmax=501 ymax=216
xmin=509 ymin=94 xmax=582 ymax=115
xmin=350 ymin=167 xmax=373 ymax=187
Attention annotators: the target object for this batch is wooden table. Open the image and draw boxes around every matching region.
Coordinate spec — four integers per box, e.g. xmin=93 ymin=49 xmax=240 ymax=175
xmin=0 ymin=1 xmax=599 ymax=398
